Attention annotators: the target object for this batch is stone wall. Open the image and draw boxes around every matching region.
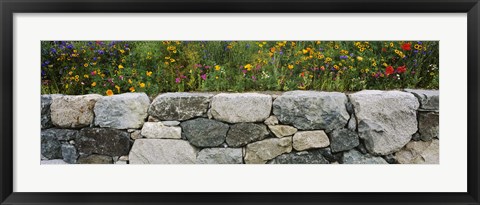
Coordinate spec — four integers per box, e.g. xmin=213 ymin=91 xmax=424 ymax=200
xmin=40 ymin=90 xmax=439 ymax=164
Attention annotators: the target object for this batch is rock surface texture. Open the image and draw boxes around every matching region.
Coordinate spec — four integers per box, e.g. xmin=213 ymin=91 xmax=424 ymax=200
xmin=226 ymin=123 xmax=269 ymax=147
xmin=244 ymin=137 xmax=292 ymax=164
xmin=210 ymin=93 xmax=272 ymax=123
xmin=94 ymin=93 xmax=150 ymax=129
xmin=129 ymin=139 xmax=197 ymax=164
xmin=180 ymin=118 xmax=229 ymax=147
xmin=148 ymin=93 xmax=213 ymax=121
xmin=349 ymin=90 xmax=419 ymax=155
xmin=50 ymin=94 xmax=102 ymax=128
xmin=273 ymin=91 xmax=349 ymax=131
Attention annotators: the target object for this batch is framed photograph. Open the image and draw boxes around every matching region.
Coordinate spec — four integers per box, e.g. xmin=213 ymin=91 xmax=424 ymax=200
xmin=1 ymin=0 xmax=479 ymax=204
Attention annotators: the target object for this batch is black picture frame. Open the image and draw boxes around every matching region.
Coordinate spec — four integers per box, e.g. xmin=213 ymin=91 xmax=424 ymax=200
xmin=1 ymin=0 xmax=479 ymax=204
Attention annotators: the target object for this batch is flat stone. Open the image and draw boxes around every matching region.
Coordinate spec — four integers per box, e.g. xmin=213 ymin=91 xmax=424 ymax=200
xmin=50 ymin=94 xmax=102 ymax=128
xmin=264 ymin=116 xmax=279 ymax=126
xmin=404 ymin=89 xmax=439 ymax=111
xmin=161 ymin=121 xmax=181 ymax=126
xmin=394 ymin=139 xmax=439 ymax=164
xmin=418 ymin=112 xmax=439 ymax=141
xmin=41 ymin=159 xmax=68 ymax=165
xmin=196 ymin=148 xmax=243 ymax=164
xmin=77 ymin=128 xmax=131 ymax=156
xmin=226 ymin=123 xmax=269 ymax=147
xmin=148 ymin=93 xmax=213 ymax=121
xmin=61 ymin=144 xmax=78 ymax=164
xmin=342 ymin=149 xmax=388 ymax=164
xmin=210 ymin=93 xmax=272 ymax=123
xmin=293 ymin=131 xmax=330 ymax=151
xmin=349 ymin=90 xmax=419 ymax=155
xmin=94 ymin=93 xmax=150 ymax=129
xmin=328 ymin=128 xmax=360 ymax=153
xmin=41 ymin=128 xmax=79 ymax=141
xmin=130 ymin=130 xmax=142 ymax=140
xmin=148 ymin=116 xmax=160 ymax=122
xmin=77 ymin=154 xmax=113 ymax=164
xmin=129 ymin=139 xmax=198 ymax=164
xmin=41 ymin=130 xmax=62 ymax=159
xmin=141 ymin=122 xmax=181 ymax=139
xmin=244 ymin=137 xmax=292 ymax=164
xmin=268 ymin=149 xmax=329 ymax=164
xmin=180 ymin=118 xmax=229 ymax=147
xmin=273 ymin=91 xmax=349 ymax=131
xmin=268 ymin=125 xmax=297 ymax=138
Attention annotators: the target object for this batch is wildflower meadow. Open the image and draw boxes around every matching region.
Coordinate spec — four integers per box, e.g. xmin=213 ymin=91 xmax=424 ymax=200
xmin=41 ymin=41 xmax=439 ymax=96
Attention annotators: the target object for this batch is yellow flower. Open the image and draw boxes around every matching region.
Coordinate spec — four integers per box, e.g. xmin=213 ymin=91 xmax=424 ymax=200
xmin=357 ymin=56 xmax=363 ymax=61
xmin=139 ymin=83 xmax=145 ymax=88
xmin=245 ymin=64 xmax=253 ymax=71
xmin=115 ymin=85 xmax=120 ymax=93
xmin=170 ymin=58 xmax=176 ymax=63
xmin=334 ymin=45 xmax=339 ymax=49
xmin=129 ymin=87 xmax=135 ymax=92
xmin=65 ymin=84 xmax=69 ymax=89
xmin=75 ymin=75 xmax=79 ymax=79
xmin=262 ymin=41 xmax=267 ymax=45
xmin=333 ymin=65 xmax=339 ymax=70
xmin=215 ymin=76 xmax=219 ymax=80
xmin=215 ymin=65 xmax=221 ymax=71
xmin=146 ymin=71 xmax=152 ymax=77
xmin=84 ymin=63 xmax=88 ymax=67
xmin=84 ymin=74 xmax=89 ymax=78
xmin=68 ymin=71 xmax=73 ymax=75
xmin=119 ymin=49 xmax=125 ymax=54
xmin=118 ymin=64 xmax=124 ymax=69
xmin=128 ymin=79 xmax=133 ymax=84
xmin=302 ymin=49 xmax=308 ymax=54
xmin=91 ymin=82 xmax=96 ymax=87
xmin=390 ymin=42 xmax=394 ymax=47
xmin=288 ymin=64 xmax=294 ymax=70
xmin=106 ymin=89 xmax=114 ymax=96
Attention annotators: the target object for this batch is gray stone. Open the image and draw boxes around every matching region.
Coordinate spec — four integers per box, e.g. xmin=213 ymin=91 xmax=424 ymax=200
xmin=41 ymin=159 xmax=68 ymax=165
xmin=161 ymin=121 xmax=181 ymax=126
xmin=196 ymin=148 xmax=243 ymax=164
xmin=268 ymin=149 xmax=329 ymax=164
xmin=317 ymin=147 xmax=343 ymax=162
xmin=210 ymin=93 xmax=272 ymax=123
xmin=244 ymin=137 xmax=292 ymax=164
xmin=292 ymin=131 xmax=330 ymax=151
xmin=342 ymin=149 xmax=388 ymax=164
xmin=404 ymin=89 xmax=439 ymax=111
xmin=268 ymin=125 xmax=297 ymax=138
xmin=141 ymin=122 xmax=181 ymax=139
xmin=394 ymin=139 xmax=439 ymax=164
xmin=180 ymin=118 xmax=229 ymax=147
xmin=41 ymin=94 xmax=61 ymax=129
xmin=418 ymin=112 xmax=439 ymax=141
xmin=148 ymin=116 xmax=160 ymax=122
xmin=347 ymin=114 xmax=357 ymax=131
xmin=94 ymin=93 xmax=150 ymax=129
xmin=115 ymin=160 xmax=127 ymax=164
xmin=77 ymin=128 xmax=131 ymax=156
xmin=61 ymin=144 xmax=78 ymax=164
xmin=77 ymin=154 xmax=113 ymax=164
xmin=50 ymin=94 xmax=102 ymax=128
xmin=226 ymin=123 xmax=269 ymax=147
xmin=129 ymin=139 xmax=198 ymax=164
xmin=349 ymin=90 xmax=419 ymax=155
xmin=264 ymin=116 xmax=279 ymax=126
xmin=41 ymin=128 xmax=79 ymax=141
xmin=273 ymin=91 xmax=349 ymax=131
xmin=329 ymin=128 xmax=360 ymax=153
xmin=148 ymin=93 xmax=213 ymax=121
xmin=41 ymin=130 xmax=62 ymax=159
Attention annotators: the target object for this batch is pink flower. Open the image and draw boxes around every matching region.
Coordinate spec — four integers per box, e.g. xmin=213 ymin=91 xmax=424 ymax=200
xmin=175 ymin=78 xmax=181 ymax=83
xmin=201 ymin=74 xmax=207 ymax=80
xmin=204 ymin=65 xmax=211 ymax=69
xmin=252 ymin=75 xmax=256 ymax=81
xmin=90 ymin=71 xmax=96 ymax=76
xmin=242 ymin=70 xmax=247 ymax=74
xmin=119 ymin=75 xmax=124 ymax=80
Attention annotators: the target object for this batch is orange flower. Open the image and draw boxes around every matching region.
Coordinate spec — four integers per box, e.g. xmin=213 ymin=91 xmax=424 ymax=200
xmin=106 ymin=89 xmax=114 ymax=96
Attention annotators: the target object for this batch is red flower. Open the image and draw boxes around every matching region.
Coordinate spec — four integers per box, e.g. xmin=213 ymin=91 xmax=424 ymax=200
xmin=382 ymin=47 xmax=387 ymax=52
xmin=401 ymin=43 xmax=411 ymax=51
xmin=386 ymin=66 xmax=394 ymax=75
xmin=396 ymin=65 xmax=407 ymax=74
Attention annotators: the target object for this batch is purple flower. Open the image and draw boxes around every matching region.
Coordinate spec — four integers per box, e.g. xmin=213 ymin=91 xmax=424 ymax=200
xmin=251 ymin=75 xmax=256 ymax=81
xmin=201 ymin=74 xmax=207 ymax=80
xmin=340 ymin=55 xmax=348 ymax=60
xmin=242 ymin=70 xmax=247 ymax=74
xmin=204 ymin=65 xmax=211 ymax=69
xmin=66 ymin=44 xmax=74 ymax=49
xmin=119 ymin=75 xmax=124 ymax=80
xmin=175 ymin=78 xmax=181 ymax=83
xmin=50 ymin=48 xmax=57 ymax=54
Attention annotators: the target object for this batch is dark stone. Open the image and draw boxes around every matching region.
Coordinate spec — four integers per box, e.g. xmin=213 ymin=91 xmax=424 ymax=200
xmin=180 ymin=118 xmax=229 ymax=147
xmin=411 ymin=132 xmax=421 ymax=141
xmin=356 ymin=143 xmax=368 ymax=154
xmin=41 ymin=95 xmax=53 ymax=129
xmin=77 ymin=128 xmax=131 ymax=156
xmin=77 ymin=154 xmax=113 ymax=164
xmin=41 ymin=130 xmax=62 ymax=159
xmin=41 ymin=128 xmax=79 ymax=141
xmin=418 ymin=112 xmax=439 ymax=141
xmin=268 ymin=149 xmax=329 ymax=164
xmin=342 ymin=149 xmax=388 ymax=164
xmin=61 ymin=144 xmax=79 ymax=164
xmin=226 ymin=123 xmax=269 ymax=147
xmin=328 ymin=128 xmax=360 ymax=153
xmin=317 ymin=147 xmax=342 ymax=162
xmin=148 ymin=93 xmax=213 ymax=121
